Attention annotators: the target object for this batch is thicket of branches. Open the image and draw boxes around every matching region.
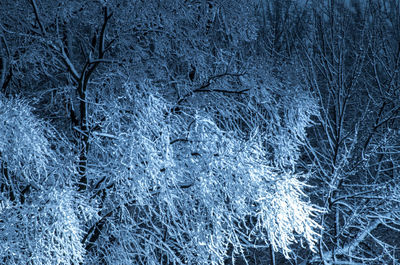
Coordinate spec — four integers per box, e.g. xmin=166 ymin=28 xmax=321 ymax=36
xmin=0 ymin=0 xmax=399 ymax=264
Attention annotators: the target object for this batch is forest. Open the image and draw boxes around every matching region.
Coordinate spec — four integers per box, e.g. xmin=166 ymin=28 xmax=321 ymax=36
xmin=0 ymin=0 xmax=399 ymax=264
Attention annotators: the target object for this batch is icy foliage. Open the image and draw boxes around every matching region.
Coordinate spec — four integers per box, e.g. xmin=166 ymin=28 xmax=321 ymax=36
xmin=0 ymin=97 xmax=97 ymax=264
xmin=0 ymin=96 xmax=53 ymax=186
xmin=83 ymin=78 xmax=320 ymax=264
xmin=0 ymin=189 xmax=85 ymax=265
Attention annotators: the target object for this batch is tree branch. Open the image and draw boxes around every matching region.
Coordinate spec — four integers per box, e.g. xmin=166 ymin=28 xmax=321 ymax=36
xmin=98 ymin=7 xmax=112 ymax=58
xmin=0 ymin=36 xmax=7 ymax=90
xmin=0 ymin=26 xmax=11 ymax=93
xmin=29 ymin=0 xmax=46 ymax=35
xmin=336 ymin=219 xmax=382 ymax=256
xmin=193 ymin=88 xmax=250 ymax=94
xmin=58 ymin=44 xmax=79 ymax=81
xmin=174 ymin=71 xmax=246 ymax=107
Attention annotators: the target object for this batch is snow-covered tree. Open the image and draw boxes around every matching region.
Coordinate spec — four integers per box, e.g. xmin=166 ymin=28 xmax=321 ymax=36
xmin=0 ymin=0 xmax=322 ymax=264
xmin=79 ymin=74 xmax=321 ymax=264
xmin=0 ymin=96 xmax=97 ymax=264
xmin=300 ymin=1 xmax=400 ymax=264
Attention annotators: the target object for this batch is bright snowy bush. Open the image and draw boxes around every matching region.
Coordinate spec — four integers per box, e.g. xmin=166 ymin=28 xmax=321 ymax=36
xmin=82 ymin=77 xmax=321 ymax=264
xmin=0 ymin=189 xmax=85 ymax=265
xmin=0 ymin=96 xmax=94 ymax=264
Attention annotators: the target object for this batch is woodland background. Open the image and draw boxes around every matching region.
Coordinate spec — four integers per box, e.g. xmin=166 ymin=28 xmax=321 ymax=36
xmin=0 ymin=0 xmax=400 ymax=264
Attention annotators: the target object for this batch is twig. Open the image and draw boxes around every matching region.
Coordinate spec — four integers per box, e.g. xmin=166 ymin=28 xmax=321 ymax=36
xmin=194 ymin=88 xmax=250 ymax=94
xmin=175 ymin=71 xmax=247 ymax=107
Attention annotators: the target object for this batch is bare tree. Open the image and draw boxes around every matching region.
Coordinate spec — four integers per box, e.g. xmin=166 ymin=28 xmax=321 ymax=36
xmin=299 ymin=0 xmax=400 ymax=264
